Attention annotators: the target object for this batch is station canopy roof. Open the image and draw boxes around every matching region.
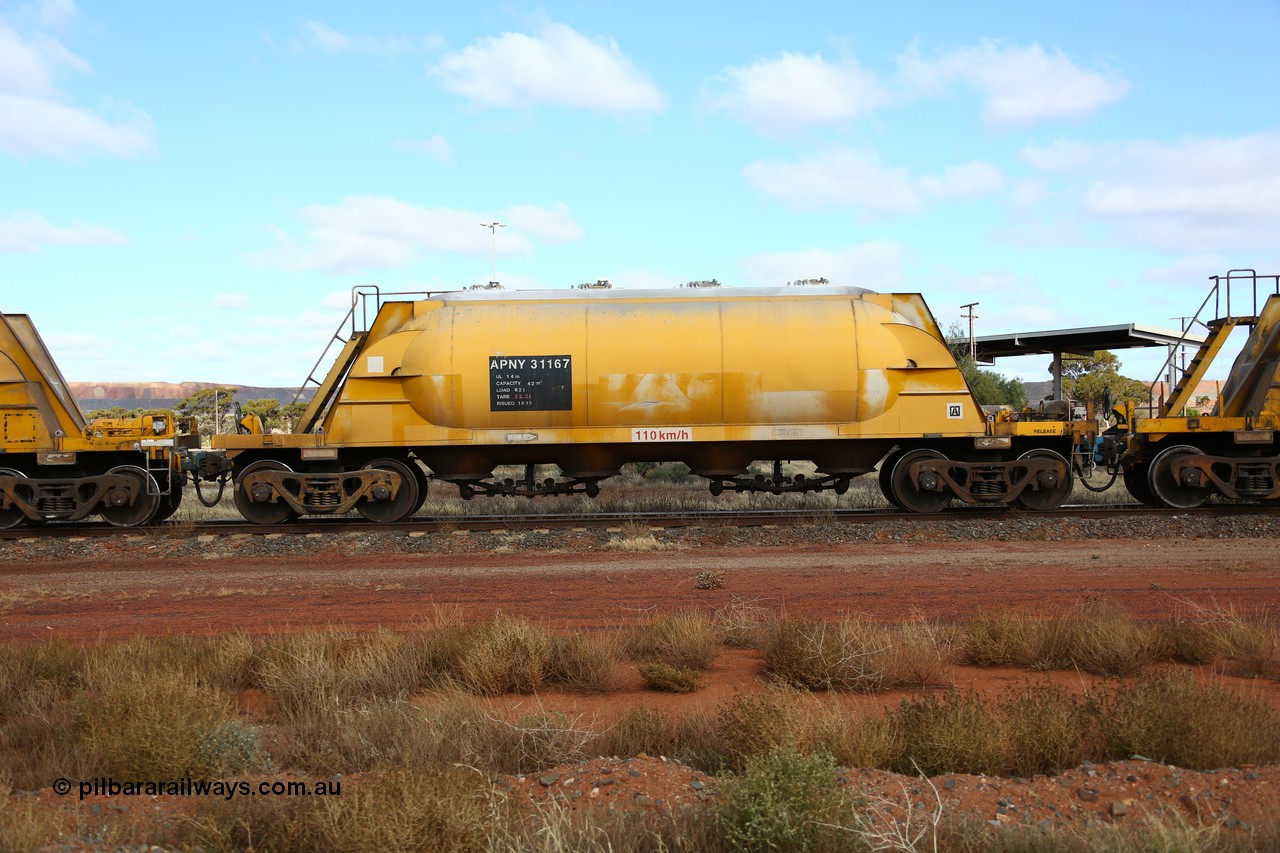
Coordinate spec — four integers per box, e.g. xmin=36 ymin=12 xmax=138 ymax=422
xmin=971 ymin=323 xmax=1207 ymax=364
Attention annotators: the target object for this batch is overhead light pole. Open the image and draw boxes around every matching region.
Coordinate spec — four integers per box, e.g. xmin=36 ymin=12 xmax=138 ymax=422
xmin=480 ymin=221 xmax=505 ymax=282
xmin=960 ymin=302 xmax=980 ymax=361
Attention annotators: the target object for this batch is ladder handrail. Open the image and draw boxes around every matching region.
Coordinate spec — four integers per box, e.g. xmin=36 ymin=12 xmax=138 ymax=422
xmin=287 ymin=285 xmax=383 ymax=413
xmin=1148 ymin=270 xmax=1280 ymax=413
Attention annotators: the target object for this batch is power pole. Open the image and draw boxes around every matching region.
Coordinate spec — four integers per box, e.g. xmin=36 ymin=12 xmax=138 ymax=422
xmin=480 ymin=221 xmax=505 ymax=282
xmin=960 ymin=302 xmax=980 ymax=361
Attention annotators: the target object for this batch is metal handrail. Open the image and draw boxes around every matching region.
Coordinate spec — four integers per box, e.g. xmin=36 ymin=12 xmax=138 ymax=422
xmin=1148 ymin=270 xmax=1280 ymax=410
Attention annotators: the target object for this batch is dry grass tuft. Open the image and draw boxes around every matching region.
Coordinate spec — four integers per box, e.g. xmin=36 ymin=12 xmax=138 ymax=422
xmin=1096 ymin=668 xmax=1280 ymax=770
xmin=695 ymin=570 xmax=725 ymax=590
xmin=190 ymin=766 xmax=494 ymax=853
xmin=713 ymin=597 xmax=775 ymax=649
xmin=625 ymin=609 xmax=720 ymax=671
xmin=763 ymin=617 xmax=888 ymax=692
xmin=637 ymin=662 xmax=703 ymax=693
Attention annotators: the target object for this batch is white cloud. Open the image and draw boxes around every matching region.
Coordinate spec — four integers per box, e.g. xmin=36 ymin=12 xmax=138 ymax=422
xmin=899 ymin=40 xmax=1130 ymax=129
xmin=502 ymin=202 xmax=582 ymax=244
xmin=740 ymin=241 xmax=905 ymax=290
xmin=0 ymin=10 xmax=155 ymax=158
xmin=210 ymin=294 xmax=253 ymax=310
xmin=704 ymin=52 xmax=887 ymax=137
xmin=433 ymin=22 xmax=666 ymax=117
xmin=0 ymin=210 xmax=127 ymax=252
xmin=0 ymin=93 xmax=154 ymax=157
xmin=291 ymin=20 xmax=443 ymax=56
xmin=256 ymin=196 xmax=582 ymax=273
xmin=743 ymin=149 xmax=1002 ymax=214
xmin=392 ymin=133 xmax=452 ymax=163
xmin=1021 ymin=132 xmax=1280 ymax=252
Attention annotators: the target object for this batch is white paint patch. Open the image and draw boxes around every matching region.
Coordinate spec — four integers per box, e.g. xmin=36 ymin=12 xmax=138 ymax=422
xmin=367 ymin=355 xmax=384 ymax=373
xmin=859 ymin=369 xmax=889 ymax=418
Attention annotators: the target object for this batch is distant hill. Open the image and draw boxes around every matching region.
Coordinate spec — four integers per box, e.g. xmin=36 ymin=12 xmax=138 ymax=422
xmin=71 ymin=382 xmax=312 ymax=413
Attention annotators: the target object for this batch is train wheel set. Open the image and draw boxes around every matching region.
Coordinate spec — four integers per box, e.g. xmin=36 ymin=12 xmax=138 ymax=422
xmin=4 ymin=271 xmax=1279 ymax=529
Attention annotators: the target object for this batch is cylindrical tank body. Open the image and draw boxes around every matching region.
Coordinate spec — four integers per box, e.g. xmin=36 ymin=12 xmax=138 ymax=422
xmin=324 ymin=286 xmax=983 ymax=478
xmin=394 ymin=287 xmax=959 ymax=426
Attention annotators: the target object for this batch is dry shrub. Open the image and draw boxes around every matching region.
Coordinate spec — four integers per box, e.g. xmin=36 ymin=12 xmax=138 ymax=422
xmin=253 ymin=629 xmax=428 ymax=715
xmin=713 ymin=689 xmax=801 ymax=771
xmin=891 ymin=690 xmax=1004 ymax=776
xmin=1096 ymin=668 xmax=1280 ymax=770
xmin=546 ymin=633 xmax=623 ymax=693
xmin=604 ymin=533 xmax=670 ymax=552
xmin=1062 ymin=598 xmax=1158 ymax=676
xmin=626 ymin=609 xmax=719 ymax=671
xmin=962 ymin=599 xmax=1159 ymax=676
xmin=801 ymin=704 xmax=899 ymax=771
xmin=715 ymin=747 xmax=846 ymax=853
xmin=960 ymin=610 xmax=1038 ymax=667
xmin=456 ymin=614 xmax=553 ymax=695
xmin=672 ymin=709 xmax=727 ymax=773
xmin=637 ymin=662 xmax=703 ymax=693
xmin=695 ymin=570 xmax=725 ymax=590
xmin=194 ymin=631 xmax=258 ymax=691
xmin=883 ymin=618 xmax=954 ymax=688
xmin=1000 ymin=682 xmax=1090 ymax=776
xmin=763 ymin=617 xmax=886 ymax=692
xmin=594 ymin=705 xmax=675 ymax=758
xmin=1156 ymin=601 xmax=1278 ymax=676
xmin=0 ymin=793 xmax=68 ymax=853
xmin=492 ymin=707 xmax=595 ymax=774
xmin=76 ymin=668 xmax=252 ymax=779
xmin=0 ymin=639 xmax=83 ymax=717
xmin=713 ymin=598 xmax=775 ymax=649
xmin=191 ymin=766 xmax=493 ymax=853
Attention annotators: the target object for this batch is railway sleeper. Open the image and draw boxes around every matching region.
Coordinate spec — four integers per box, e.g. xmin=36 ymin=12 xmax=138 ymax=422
xmin=0 ymin=472 xmax=149 ymax=525
xmin=238 ymin=468 xmax=404 ymax=515
xmin=906 ymin=456 xmax=1070 ymax=506
xmin=1168 ymin=454 xmax=1280 ymax=501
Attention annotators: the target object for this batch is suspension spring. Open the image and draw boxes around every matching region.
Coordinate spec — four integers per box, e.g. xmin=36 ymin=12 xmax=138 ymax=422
xmin=970 ymin=480 xmax=1002 ymax=497
xmin=1237 ymin=475 xmax=1270 ymax=493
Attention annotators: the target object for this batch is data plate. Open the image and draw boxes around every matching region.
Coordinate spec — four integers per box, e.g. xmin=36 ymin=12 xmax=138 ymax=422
xmin=489 ymin=355 xmax=572 ymax=411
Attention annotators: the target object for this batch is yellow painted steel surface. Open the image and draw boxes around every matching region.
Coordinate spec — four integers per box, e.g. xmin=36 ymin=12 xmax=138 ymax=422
xmin=220 ymin=288 xmax=990 ymax=453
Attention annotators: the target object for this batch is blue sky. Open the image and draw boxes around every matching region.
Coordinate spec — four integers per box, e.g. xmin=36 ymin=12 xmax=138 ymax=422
xmin=3 ymin=0 xmax=1278 ymax=386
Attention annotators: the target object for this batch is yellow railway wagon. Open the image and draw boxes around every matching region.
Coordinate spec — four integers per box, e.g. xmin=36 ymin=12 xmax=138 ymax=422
xmin=1 ymin=313 xmax=192 ymax=528
xmin=216 ymin=285 xmax=1088 ymax=523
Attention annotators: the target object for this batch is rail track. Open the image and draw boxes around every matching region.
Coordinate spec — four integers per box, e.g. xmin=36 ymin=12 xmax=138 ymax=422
xmin=2 ymin=503 xmax=1278 ymax=541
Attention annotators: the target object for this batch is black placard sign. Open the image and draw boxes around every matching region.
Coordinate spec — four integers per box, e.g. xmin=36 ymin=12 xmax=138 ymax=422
xmin=489 ymin=355 xmax=572 ymax=411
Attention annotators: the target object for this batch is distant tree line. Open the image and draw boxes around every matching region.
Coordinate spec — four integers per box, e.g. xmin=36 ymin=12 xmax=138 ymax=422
xmin=84 ymin=389 xmax=307 ymax=436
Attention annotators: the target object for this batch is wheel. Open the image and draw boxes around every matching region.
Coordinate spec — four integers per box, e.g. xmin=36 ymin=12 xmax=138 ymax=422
xmin=1012 ymin=449 xmax=1073 ymax=511
xmin=149 ymin=477 xmax=185 ymax=523
xmin=408 ymin=461 xmax=430 ymax=514
xmin=889 ymin=449 xmax=952 ymax=513
xmin=234 ymin=460 xmax=298 ymax=525
xmin=0 ymin=467 xmax=28 ymax=529
xmin=1148 ymin=445 xmax=1211 ymax=509
xmin=99 ymin=465 xmax=162 ymax=527
xmin=1122 ymin=463 xmax=1156 ymax=506
xmin=356 ymin=458 xmax=421 ymax=523
xmin=878 ymin=451 xmax=905 ymax=508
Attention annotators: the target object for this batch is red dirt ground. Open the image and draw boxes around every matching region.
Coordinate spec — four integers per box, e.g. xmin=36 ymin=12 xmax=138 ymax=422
xmin=3 ymin=536 xmax=1278 ymax=642
xmin=4 ymin=532 xmax=1279 ymax=842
